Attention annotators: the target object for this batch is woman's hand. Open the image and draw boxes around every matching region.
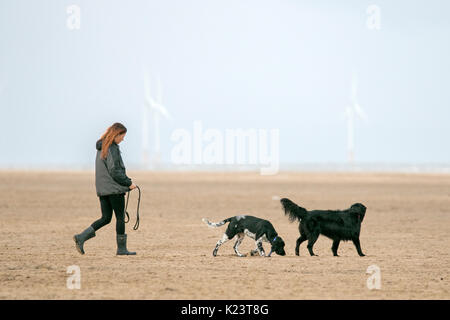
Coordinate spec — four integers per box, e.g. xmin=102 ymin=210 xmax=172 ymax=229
xmin=129 ymin=183 xmax=137 ymax=190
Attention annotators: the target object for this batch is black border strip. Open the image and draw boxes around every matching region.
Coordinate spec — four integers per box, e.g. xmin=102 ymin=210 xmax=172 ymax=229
xmin=1 ymin=300 xmax=448 ymax=318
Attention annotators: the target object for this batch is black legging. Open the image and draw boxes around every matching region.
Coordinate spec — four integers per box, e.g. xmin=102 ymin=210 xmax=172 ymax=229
xmin=91 ymin=193 xmax=126 ymax=235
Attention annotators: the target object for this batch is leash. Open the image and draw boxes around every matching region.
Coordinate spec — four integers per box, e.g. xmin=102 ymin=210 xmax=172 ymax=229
xmin=124 ymin=185 xmax=141 ymax=230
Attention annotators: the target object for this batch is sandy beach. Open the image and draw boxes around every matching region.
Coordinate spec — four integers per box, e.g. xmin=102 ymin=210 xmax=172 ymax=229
xmin=0 ymin=171 xmax=448 ymax=299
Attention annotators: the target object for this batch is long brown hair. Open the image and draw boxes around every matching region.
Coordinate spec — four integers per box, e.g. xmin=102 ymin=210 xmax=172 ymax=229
xmin=100 ymin=123 xmax=127 ymax=160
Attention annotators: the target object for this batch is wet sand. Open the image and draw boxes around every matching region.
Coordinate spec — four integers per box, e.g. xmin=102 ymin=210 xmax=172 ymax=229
xmin=0 ymin=171 xmax=448 ymax=299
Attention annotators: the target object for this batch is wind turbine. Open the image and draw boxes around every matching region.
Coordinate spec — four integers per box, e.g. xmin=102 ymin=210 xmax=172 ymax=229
xmin=345 ymin=71 xmax=367 ymax=163
xmin=143 ymin=72 xmax=171 ymax=168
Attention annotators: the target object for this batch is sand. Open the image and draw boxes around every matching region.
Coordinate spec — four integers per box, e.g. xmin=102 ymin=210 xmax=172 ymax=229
xmin=0 ymin=171 xmax=448 ymax=299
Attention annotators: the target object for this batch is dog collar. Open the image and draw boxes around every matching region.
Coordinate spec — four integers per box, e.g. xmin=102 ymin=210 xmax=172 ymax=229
xmin=273 ymin=236 xmax=277 ymax=242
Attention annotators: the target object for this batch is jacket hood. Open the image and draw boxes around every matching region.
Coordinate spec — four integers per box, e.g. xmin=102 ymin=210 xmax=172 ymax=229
xmin=96 ymin=139 xmax=118 ymax=151
xmin=96 ymin=139 xmax=102 ymax=150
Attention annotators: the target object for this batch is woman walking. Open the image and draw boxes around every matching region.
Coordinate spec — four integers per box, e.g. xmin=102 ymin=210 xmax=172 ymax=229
xmin=74 ymin=122 xmax=137 ymax=255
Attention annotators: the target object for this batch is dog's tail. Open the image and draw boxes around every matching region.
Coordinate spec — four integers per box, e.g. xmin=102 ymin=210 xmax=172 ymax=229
xmin=280 ymin=198 xmax=308 ymax=222
xmin=202 ymin=217 xmax=233 ymax=228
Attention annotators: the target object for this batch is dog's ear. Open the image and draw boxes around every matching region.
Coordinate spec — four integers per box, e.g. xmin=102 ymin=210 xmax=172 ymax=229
xmin=271 ymin=236 xmax=284 ymax=248
xmin=350 ymin=203 xmax=366 ymax=222
xmin=279 ymin=238 xmax=286 ymax=249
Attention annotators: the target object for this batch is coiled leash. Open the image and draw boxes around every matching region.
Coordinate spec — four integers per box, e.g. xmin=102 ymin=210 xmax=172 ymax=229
xmin=124 ymin=185 xmax=141 ymax=230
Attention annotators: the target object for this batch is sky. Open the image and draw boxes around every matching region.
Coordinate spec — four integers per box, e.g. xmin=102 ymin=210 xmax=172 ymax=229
xmin=0 ymin=0 xmax=449 ymax=169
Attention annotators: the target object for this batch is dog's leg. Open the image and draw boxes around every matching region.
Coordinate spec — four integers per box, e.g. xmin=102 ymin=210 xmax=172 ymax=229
xmin=233 ymin=233 xmax=246 ymax=257
xmin=213 ymin=233 xmax=231 ymax=257
xmin=295 ymin=235 xmax=307 ymax=256
xmin=331 ymin=239 xmax=340 ymax=256
xmin=255 ymin=239 xmax=266 ymax=256
xmin=352 ymin=238 xmax=365 ymax=256
xmin=306 ymin=231 xmax=320 ymax=256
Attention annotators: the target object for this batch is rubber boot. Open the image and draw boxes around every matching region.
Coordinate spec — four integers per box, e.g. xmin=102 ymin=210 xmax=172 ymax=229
xmin=116 ymin=234 xmax=136 ymax=255
xmin=73 ymin=226 xmax=96 ymax=255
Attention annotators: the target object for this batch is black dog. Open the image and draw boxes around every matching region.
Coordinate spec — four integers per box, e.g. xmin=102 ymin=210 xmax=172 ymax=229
xmin=280 ymin=198 xmax=367 ymax=257
xmin=202 ymin=215 xmax=286 ymax=257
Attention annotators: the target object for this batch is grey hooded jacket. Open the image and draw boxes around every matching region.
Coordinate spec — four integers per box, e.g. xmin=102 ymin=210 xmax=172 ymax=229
xmin=95 ymin=139 xmax=132 ymax=197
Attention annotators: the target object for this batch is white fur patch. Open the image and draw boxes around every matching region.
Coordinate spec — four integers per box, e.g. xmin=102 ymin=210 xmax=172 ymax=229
xmin=244 ymin=229 xmax=269 ymax=243
xmin=244 ymin=229 xmax=255 ymax=239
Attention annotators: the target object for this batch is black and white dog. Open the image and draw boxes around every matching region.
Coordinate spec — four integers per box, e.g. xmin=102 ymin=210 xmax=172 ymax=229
xmin=202 ymin=215 xmax=286 ymax=257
